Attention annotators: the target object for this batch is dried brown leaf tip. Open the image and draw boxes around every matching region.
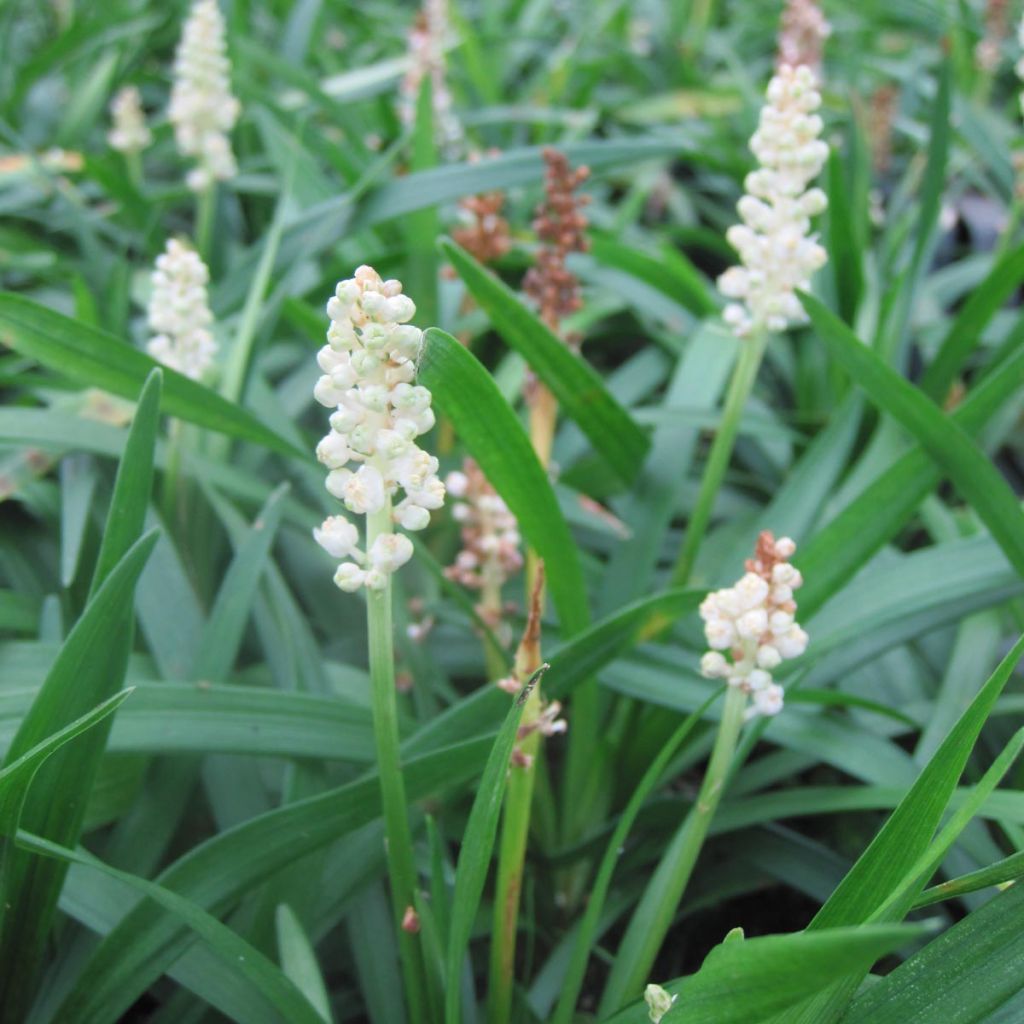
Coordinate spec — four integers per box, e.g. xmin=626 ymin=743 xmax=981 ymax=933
xmin=453 ymin=191 xmax=512 ymax=266
xmin=523 ymin=148 xmax=590 ymax=340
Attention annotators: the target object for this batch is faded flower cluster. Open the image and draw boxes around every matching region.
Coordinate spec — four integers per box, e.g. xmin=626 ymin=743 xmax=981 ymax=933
xmin=399 ymin=0 xmax=463 ymax=156
xmin=644 ymin=983 xmax=677 ymax=1024
xmin=699 ymin=532 xmax=808 ymax=719
xmin=170 ymin=0 xmax=240 ymax=191
xmin=108 ymin=86 xmax=151 ymax=154
xmin=777 ymin=0 xmax=831 ymax=79
xmin=313 ymin=266 xmax=444 ymax=592
xmin=445 ymin=458 xmax=523 ymax=626
xmin=718 ymin=64 xmax=829 ymax=338
xmin=146 ymin=239 xmax=216 ymax=381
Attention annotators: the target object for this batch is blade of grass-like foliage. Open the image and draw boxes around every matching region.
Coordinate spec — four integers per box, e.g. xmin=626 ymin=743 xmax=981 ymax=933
xmin=19 ymin=834 xmax=326 ymax=1024
xmin=0 ymin=531 xmax=159 ymax=1019
xmin=825 ymin=148 xmax=865 ymax=325
xmin=772 ymin=634 xmax=1024 ymax=1024
xmin=588 ymin=235 xmax=717 ymax=318
xmin=275 ymin=904 xmax=333 ymax=1024
xmin=797 ymin=345 xmax=1024 ymax=615
xmin=919 ymin=241 xmax=1024 ymax=402
xmin=601 ymin=324 xmax=734 ymax=612
xmin=844 ymin=882 xmax=1024 ymax=1024
xmin=871 ymin=726 xmax=1024 ymax=922
xmin=0 ymin=689 xmax=134 ymax=834
xmin=59 ymin=453 xmax=97 ymax=588
xmin=405 ymin=77 xmax=440 ymax=330
xmin=551 ymin=693 xmax=718 ymax=1024
xmin=876 ymin=63 xmax=949 ymax=363
xmin=0 ymin=684 xmax=379 ymax=762
xmin=419 ymin=327 xmax=589 ymax=634
xmin=444 ymin=675 xmax=534 ymax=1024
xmin=89 ymin=368 xmax=161 ymax=598
xmin=0 ymin=294 xmax=302 ymax=459
xmin=600 ymin=922 xmax=931 ymax=1024
xmin=440 ymin=239 xmax=649 ymax=487
xmin=193 ymin=483 xmax=290 ymax=681
xmin=914 ymin=847 xmax=1024 ymax=908
xmin=800 ymin=292 xmax=1024 ymax=581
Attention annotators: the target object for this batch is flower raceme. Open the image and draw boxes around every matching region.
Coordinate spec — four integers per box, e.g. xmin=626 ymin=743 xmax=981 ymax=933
xmin=699 ymin=532 xmax=808 ymax=718
xmin=146 ymin=239 xmax=216 ymax=381
xmin=718 ymin=64 xmax=829 ymax=338
xmin=445 ymin=458 xmax=523 ymax=620
xmin=108 ymin=86 xmax=151 ymax=154
xmin=313 ymin=267 xmax=444 ymax=592
xmin=170 ymin=0 xmax=240 ymax=192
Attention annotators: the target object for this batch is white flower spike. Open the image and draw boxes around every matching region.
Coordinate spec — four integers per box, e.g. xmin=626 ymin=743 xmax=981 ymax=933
xmin=314 ymin=266 xmax=443 ymax=591
xmin=146 ymin=239 xmax=216 ymax=381
xmin=699 ymin=531 xmax=808 ymax=719
xmin=718 ymin=64 xmax=829 ymax=338
xmin=169 ymin=0 xmax=240 ymax=192
xmin=108 ymin=86 xmax=151 ymax=154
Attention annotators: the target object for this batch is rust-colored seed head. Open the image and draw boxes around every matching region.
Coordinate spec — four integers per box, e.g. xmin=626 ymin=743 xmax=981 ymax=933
xmin=452 ymin=191 xmax=511 ymax=265
xmin=523 ymin=147 xmax=590 ymax=340
xmin=976 ymin=0 xmax=1010 ymax=73
xmin=867 ymin=83 xmax=899 ymax=174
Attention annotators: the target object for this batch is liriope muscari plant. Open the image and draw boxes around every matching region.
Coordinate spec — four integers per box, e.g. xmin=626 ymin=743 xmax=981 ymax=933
xmin=600 ymin=534 xmax=810 ymax=1012
xmin=170 ymin=0 xmax=239 ymax=257
xmin=777 ymin=0 xmax=831 ymax=79
xmin=672 ymin=62 xmax=829 ymax=586
xmin=312 ymin=265 xmax=442 ymax=1008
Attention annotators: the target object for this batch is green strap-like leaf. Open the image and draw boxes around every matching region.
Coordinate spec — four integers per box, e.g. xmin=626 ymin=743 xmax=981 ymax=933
xmin=600 ymin=923 xmax=930 ymax=1024
xmin=19 ymin=833 xmax=327 ymax=1024
xmin=800 ymin=292 xmax=1024 ymax=582
xmin=419 ymin=327 xmax=590 ymax=634
xmin=0 ymin=293 xmax=302 ymax=459
xmin=444 ymin=682 xmax=531 ymax=1024
xmin=440 ymin=238 xmax=650 ymax=486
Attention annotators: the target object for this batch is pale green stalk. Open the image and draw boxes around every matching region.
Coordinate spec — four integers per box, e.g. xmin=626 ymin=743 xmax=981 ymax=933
xmin=196 ymin=183 xmax=216 ymax=263
xmin=126 ymin=150 xmax=143 ymax=192
xmin=598 ymin=684 xmax=748 ymax=1016
xmin=670 ymin=329 xmax=768 ymax=587
xmin=366 ymin=502 xmax=430 ymax=1020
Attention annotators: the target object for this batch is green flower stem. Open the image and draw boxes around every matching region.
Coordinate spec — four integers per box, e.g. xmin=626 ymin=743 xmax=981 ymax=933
xmin=598 ymin=683 xmax=748 ymax=1016
xmin=670 ymin=329 xmax=768 ymax=587
xmin=126 ymin=151 xmax=143 ymax=192
xmin=365 ymin=503 xmax=430 ymax=1020
xmin=195 ymin=183 xmax=216 ymax=263
xmin=488 ymin=686 xmax=541 ymax=1024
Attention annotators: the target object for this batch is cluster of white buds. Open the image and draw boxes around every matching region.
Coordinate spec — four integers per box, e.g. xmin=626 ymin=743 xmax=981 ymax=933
xmin=445 ymin=458 xmax=523 ymax=625
xmin=108 ymin=86 xmax=151 ymax=154
xmin=313 ymin=266 xmax=443 ymax=592
xmin=169 ymin=0 xmax=240 ymax=192
xmin=718 ymin=64 xmax=829 ymax=338
xmin=399 ymin=0 xmax=463 ymax=157
xmin=146 ymin=238 xmax=216 ymax=380
xmin=644 ymin=983 xmax=677 ymax=1024
xmin=699 ymin=532 xmax=808 ymax=719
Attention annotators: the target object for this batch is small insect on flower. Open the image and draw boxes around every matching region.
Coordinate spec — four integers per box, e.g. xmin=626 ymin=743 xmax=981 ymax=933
xmin=146 ymin=239 xmax=216 ymax=381
xmin=313 ymin=266 xmax=444 ymax=592
xmin=170 ymin=0 xmax=241 ymax=191
xmin=699 ymin=531 xmax=808 ymax=719
xmin=717 ymin=64 xmax=829 ymax=339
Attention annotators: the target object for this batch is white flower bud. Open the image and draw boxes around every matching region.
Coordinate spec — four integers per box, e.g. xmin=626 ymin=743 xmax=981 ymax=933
xmin=314 ymin=516 xmax=360 ymax=559
xmin=369 ymin=533 xmax=414 ymax=573
xmin=334 ymin=563 xmax=366 ymax=592
xmin=396 ymin=503 xmax=430 ymax=531
xmin=700 ymin=652 xmax=729 ymax=678
xmin=108 ymin=86 xmax=151 ymax=153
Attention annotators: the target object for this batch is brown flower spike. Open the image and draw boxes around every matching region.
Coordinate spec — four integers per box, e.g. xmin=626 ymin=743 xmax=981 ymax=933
xmin=452 ymin=191 xmax=512 ymax=266
xmin=523 ymin=148 xmax=590 ymax=342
